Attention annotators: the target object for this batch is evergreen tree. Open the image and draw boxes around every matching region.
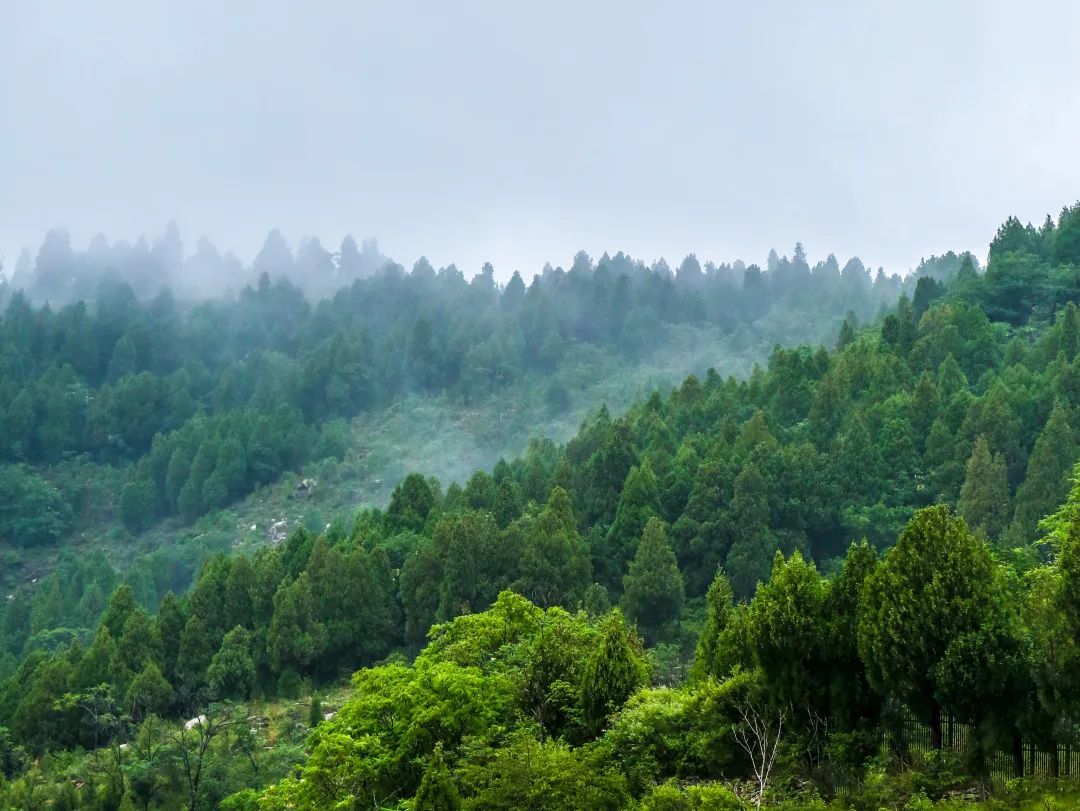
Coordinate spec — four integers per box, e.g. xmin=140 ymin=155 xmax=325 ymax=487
xmin=207 ymin=626 xmax=256 ymax=700
xmin=581 ymin=611 xmax=647 ymax=735
xmin=125 ymin=662 xmax=174 ymax=721
xmin=858 ymin=506 xmax=998 ymax=749
xmin=514 ymin=487 xmax=590 ymax=608
xmin=748 ymin=551 xmax=827 ymax=711
xmin=1010 ymin=404 xmax=1076 ymax=542
xmin=620 ymin=518 xmax=685 ymax=644
xmin=597 ymin=461 xmax=661 ymax=589
xmin=690 ymin=567 xmax=744 ymax=683
xmin=957 ymin=435 xmax=1010 ymax=541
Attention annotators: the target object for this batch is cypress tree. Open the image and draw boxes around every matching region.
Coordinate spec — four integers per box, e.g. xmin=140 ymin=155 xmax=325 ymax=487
xmin=620 ymin=517 xmax=685 ymax=644
xmin=1010 ymin=404 xmax=1076 ymax=542
xmin=581 ymin=610 xmax=647 ymax=735
xmin=957 ymin=435 xmax=1010 ymax=541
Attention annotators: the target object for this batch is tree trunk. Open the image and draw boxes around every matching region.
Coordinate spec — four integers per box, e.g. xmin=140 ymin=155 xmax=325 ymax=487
xmin=929 ymin=698 xmax=943 ymax=750
xmin=1049 ymin=744 xmax=1060 ymax=778
xmin=1011 ymin=729 xmax=1024 ymax=778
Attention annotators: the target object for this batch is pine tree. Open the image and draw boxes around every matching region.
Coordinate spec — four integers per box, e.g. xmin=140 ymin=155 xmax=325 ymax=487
xmin=414 ymin=743 xmax=461 ymax=811
xmin=308 ymin=694 xmax=323 ymax=729
xmin=620 ymin=517 xmax=685 ymax=644
xmin=957 ymin=435 xmax=1010 ymax=541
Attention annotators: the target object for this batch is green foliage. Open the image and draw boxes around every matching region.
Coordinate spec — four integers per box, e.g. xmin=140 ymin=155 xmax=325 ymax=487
xmin=621 ymin=517 xmax=685 ymax=644
xmin=858 ymin=506 xmax=998 ymax=744
xmin=581 ymin=611 xmax=648 ymax=735
xmin=207 ymin=626 xmax=256 ymax=700
xmin=0 ymin=465 xmax=72 ymax=547
xmin=414 ymin=743 xmax=461 ymax=811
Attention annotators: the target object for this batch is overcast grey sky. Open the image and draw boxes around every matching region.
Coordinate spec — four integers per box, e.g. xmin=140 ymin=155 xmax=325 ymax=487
xmin=2 ymin=1 xmax=1079 ymax=280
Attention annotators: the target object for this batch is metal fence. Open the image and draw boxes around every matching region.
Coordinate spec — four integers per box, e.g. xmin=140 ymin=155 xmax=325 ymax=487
xmin=883 ymin=713 xmax=1080 ymax=783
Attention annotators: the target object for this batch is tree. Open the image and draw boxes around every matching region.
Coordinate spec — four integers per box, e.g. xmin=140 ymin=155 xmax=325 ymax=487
xmin=207 ymin=626 xmax=256 ymax=700
xmin=387 ymin=473 xmax=436 ymax=533
xmin=514 ymin=487 xmax=591 ymax=608
xmin=858 ymin=506 xmax=998 ymax=749
xmin=434 ymin=511 xmax=513 ymax=620
xmin=957 ymin=435 xmax=1010 ymax=541
xmin=581 ymin=611 xmax=647 ymax=735
xmin=172 ymin=703 xmax=233 ymax=811
xmin=733 ymin=695 xmax=786 ymax=811
xmin=690 ymin=568 xmax=746 ymax=683
xmin=725 ymin=463 xmax=778 ymax=600
xmin=620 ymin=518 xmax=685 ymax=644
xmin=597 ymin=461 xmax=661 ymax=589
xmin=747 ymin=551 xmax=826 ymax=712
xmin=125 ymin=662 xmax=175 ymax=721
xmin=414 ymin=743 xmax=461 ymax=811
xmin=119 ymin=478 xmax=158 ymax=534
xmin=0 ymin=465 xmax=73 ymax=547
xmin=267 ymin=573 xmax=326 ymax=675
xmin=1010 ymin=404 xmax=1076 ymax=543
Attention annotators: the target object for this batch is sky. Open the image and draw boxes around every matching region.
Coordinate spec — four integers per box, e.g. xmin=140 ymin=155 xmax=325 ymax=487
xmin=2 ymin=1 xmax=1080 ymax=281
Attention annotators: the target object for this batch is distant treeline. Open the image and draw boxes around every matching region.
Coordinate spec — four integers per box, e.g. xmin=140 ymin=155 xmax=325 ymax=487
xmin=0 ymin=234 xmax=940 ymax=542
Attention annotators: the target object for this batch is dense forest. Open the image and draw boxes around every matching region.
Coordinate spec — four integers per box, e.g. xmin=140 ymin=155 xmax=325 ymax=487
xmin=0 ymin=227 xmax=934 ymax=606
xmin=3 ymin=204 xmax=1080 ymax=808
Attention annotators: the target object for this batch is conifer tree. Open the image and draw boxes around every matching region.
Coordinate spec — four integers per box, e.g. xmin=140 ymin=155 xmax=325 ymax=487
xmin=1010 ymin=404 xmax=1076 ymax=542
xmin=597 ymin=461 xmax=661 ymax=589
xmin=620 ymin=517 xmax=684 ymax=644
xmin=690 ymin=568 xmax=740 ymax=683
xmin=957 ymin=435 xmax=1010 ymax=540
xmin=514 ymin=487 xmax=591 ymax=608
xmin=581 ymin=611 xmax=647 ymax=735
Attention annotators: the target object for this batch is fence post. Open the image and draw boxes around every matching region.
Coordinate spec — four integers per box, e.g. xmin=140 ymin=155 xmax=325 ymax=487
xmin=1011 ymin=730 xmax=1023 ymax=778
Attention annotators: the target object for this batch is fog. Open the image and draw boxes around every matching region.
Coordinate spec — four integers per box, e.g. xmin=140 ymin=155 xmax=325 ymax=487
xmin=3 ymin=1 xmax=1080 ymax=282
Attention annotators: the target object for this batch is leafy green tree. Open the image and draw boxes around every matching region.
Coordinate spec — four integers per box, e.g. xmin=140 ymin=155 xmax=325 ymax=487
xmin=414 ymin=743 xmax=461 ymax=811
xmin=620 ymin=518 xmax=685 ymax=644
xmin=858 ymin=505 xmax=998 ymax=749
xmin=957 ymin=435 xmax=1010 ymax=540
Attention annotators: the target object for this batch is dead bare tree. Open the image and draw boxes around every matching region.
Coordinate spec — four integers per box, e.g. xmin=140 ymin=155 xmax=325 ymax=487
xmin=732 ymin=698 xmax=786 ymax=810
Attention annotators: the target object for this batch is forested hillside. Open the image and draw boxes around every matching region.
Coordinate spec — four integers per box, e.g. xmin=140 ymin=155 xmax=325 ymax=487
xmin=3 ymin=204 xmax=1080 ymax=808
xmin=0 ymin=231 xmax=927 ymax=602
